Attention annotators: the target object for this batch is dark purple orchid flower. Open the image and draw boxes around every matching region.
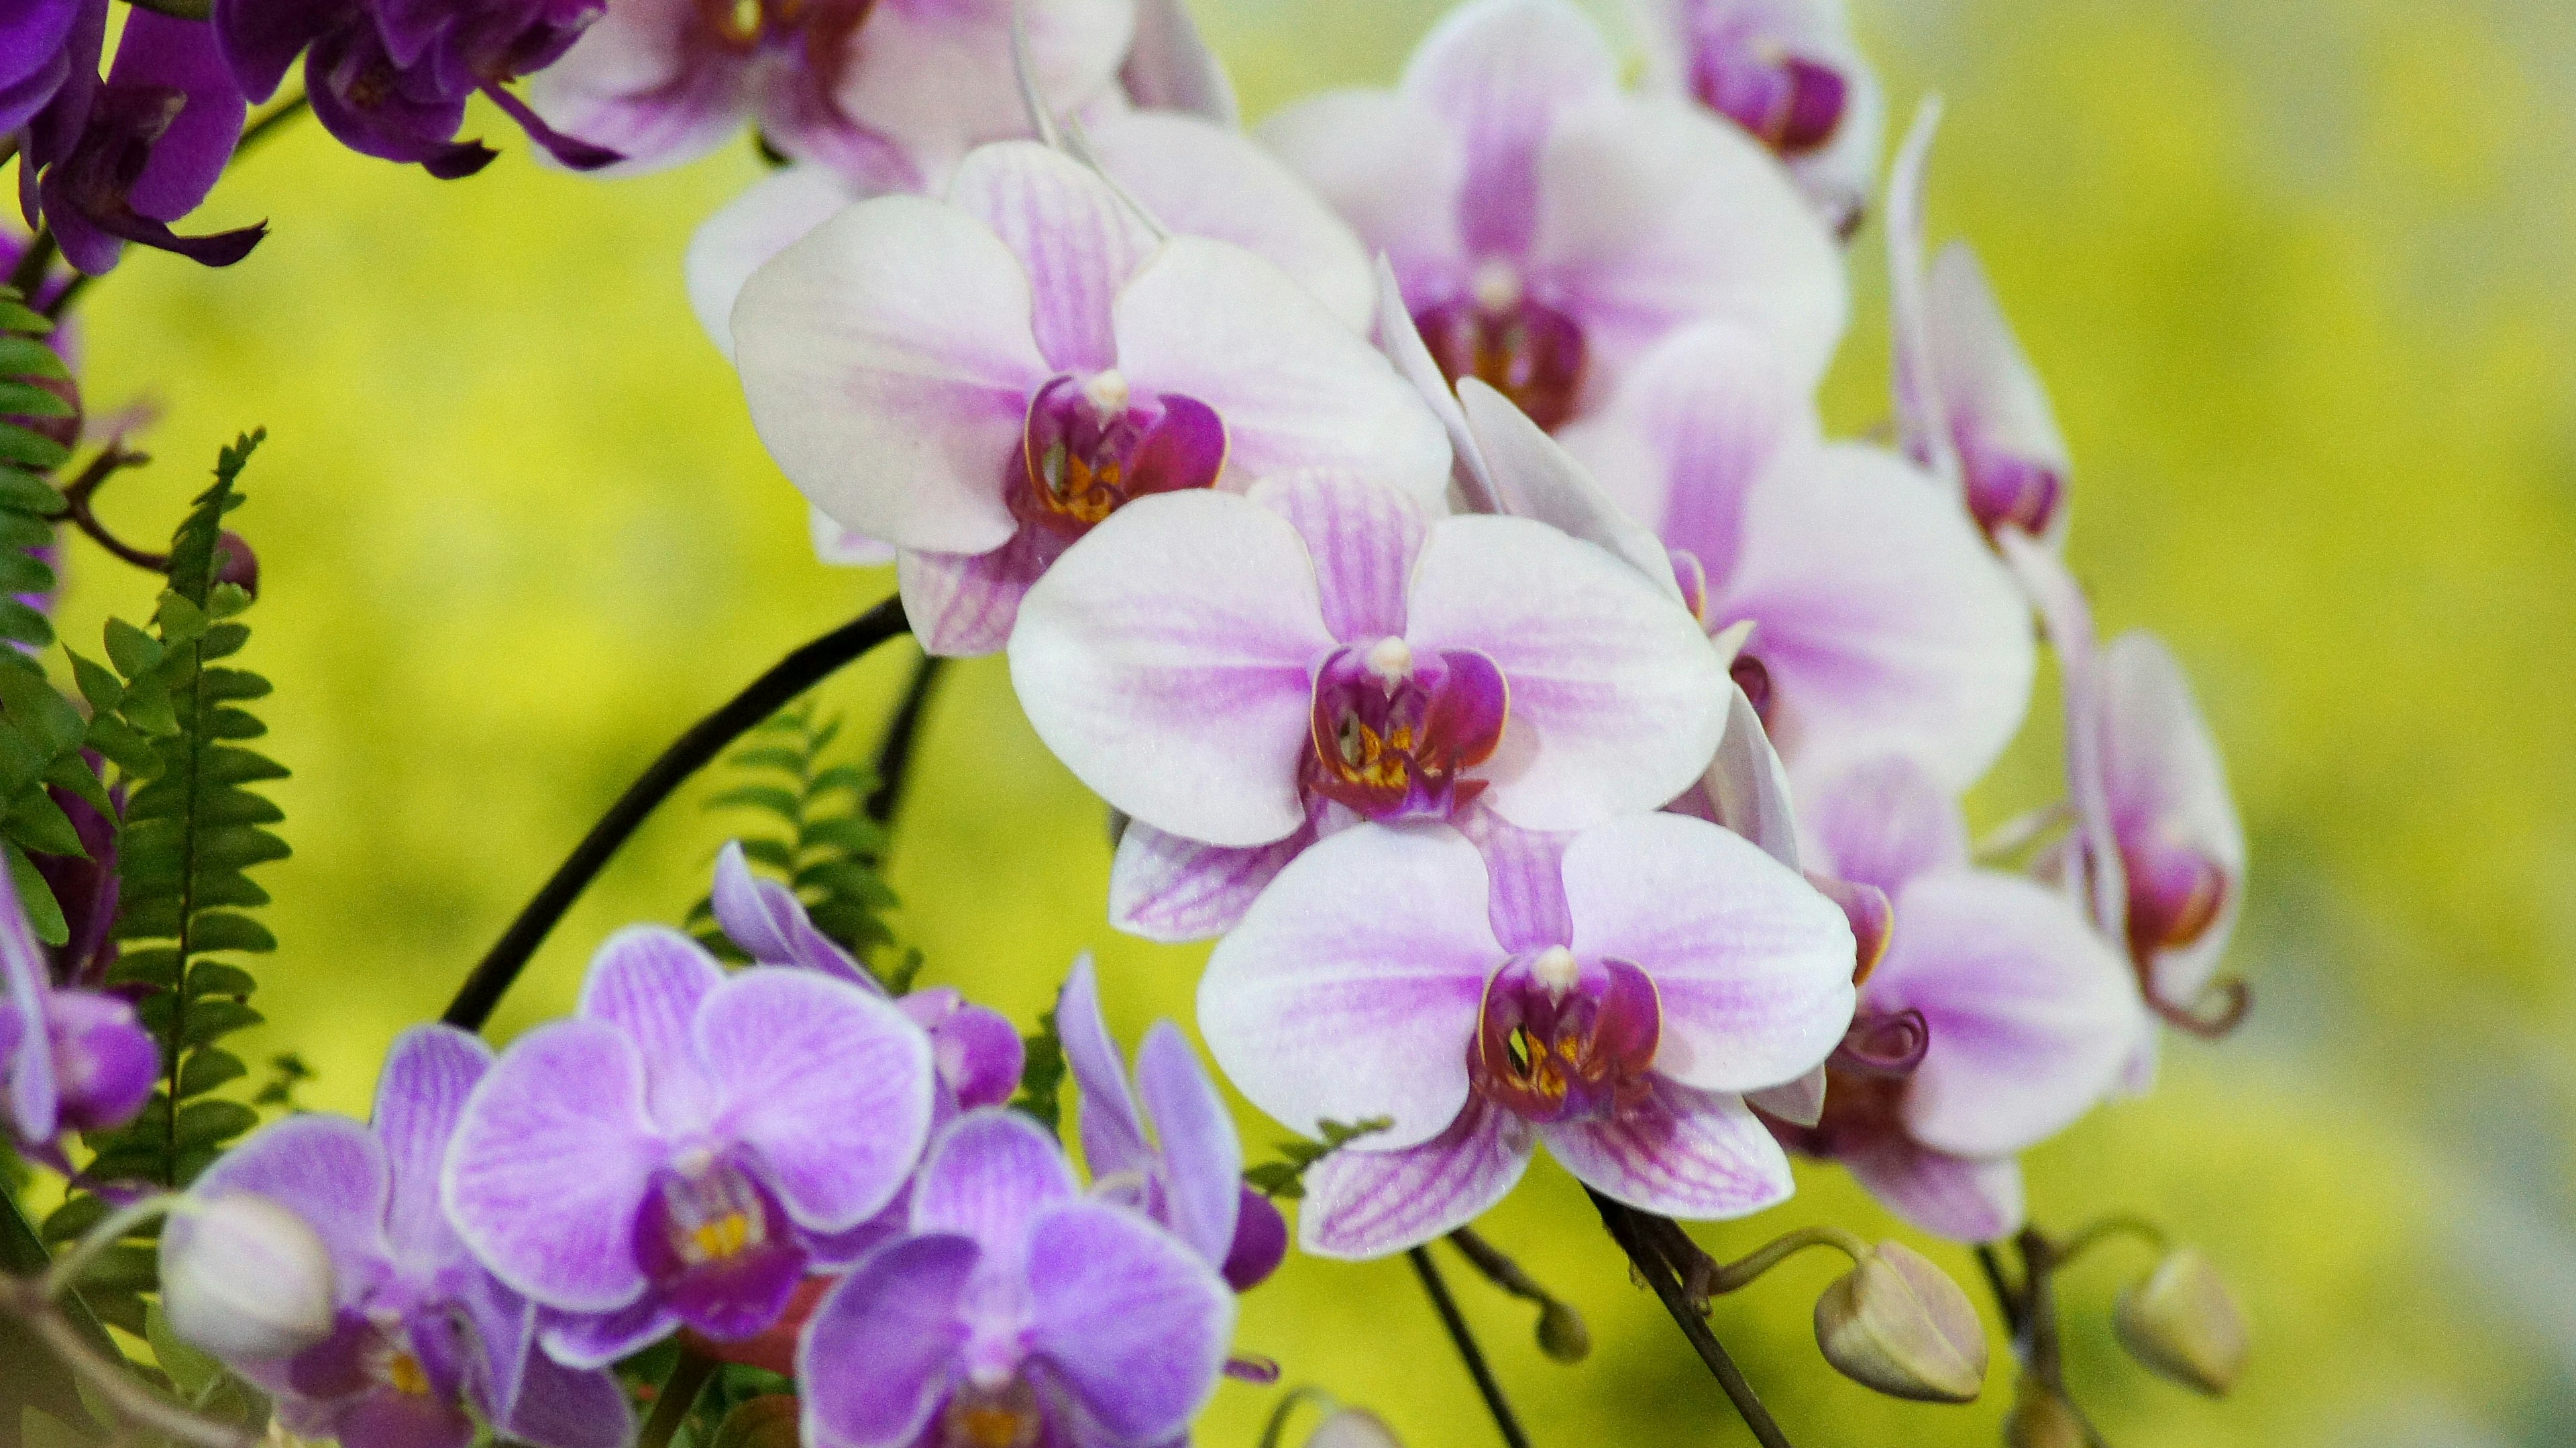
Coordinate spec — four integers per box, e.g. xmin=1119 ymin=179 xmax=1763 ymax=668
xmin=10 ymin=5 xmax=262 ymax=275
xmin=171 ymin=1026 xmax=631 ymax=1448
xmin=214 ymin=0 xmax=617 ymax=178
xmin=441 ymin=926 xmax=934 ymax=1368
xmin=1058 ymin=953 xmax=1286 ymax=1294
xmin=799 ymin=1108 xmax=1236 ymax=1448
xmin=3 ymin=843 xmax=155 ymax=1166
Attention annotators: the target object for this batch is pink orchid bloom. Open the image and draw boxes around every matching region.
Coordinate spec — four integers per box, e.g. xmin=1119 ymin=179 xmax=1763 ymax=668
xmin=731 ymin=140 xmax=1449 ymax=656
xmin=1262 ymin=0 xmax=1844 ymax=432
xmin=1773 ymin=756 xmax=2143 ymax=1243
xmin=527 ymin=0 xmax=1135 ymax=189
xmin=2095 ymin=633 xmax=2247 ymax=1035
xmin=1562 ymin=321 xmax=2035 ymax=792
xmin=1889 ymin=101 xmax=2073 ymax=546
xmin=1629 ymin=0 xmax=1883 ymax=238
xmin=1007 ymin=468 xmax=1731 ymax=941
xmin=1199 ymin=813 xmax=1855 ymax=1257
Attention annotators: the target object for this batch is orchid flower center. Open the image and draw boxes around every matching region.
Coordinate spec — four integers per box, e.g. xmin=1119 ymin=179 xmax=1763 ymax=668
xmin=2120 ymin=835 xmax=2227 ymax=961
xmin=696 ymin=0 xmax=875 ymax=56
xmin=1962 ymin=446 xmax=2066 ymax=540
xmin=1468 ymin=950 xmax=1660 ymax=1125
xmin=1303 ymin=641 xmax=1507 ymax=821
xmin=1412 ymin=261 xmax=1587 ymax=431
xmin=941 ymin=1378 xmax=1045 ymax=1448
xmin=632 ymin=1153 xmax=807 ymax=1339
xmin=1729 ymin=652 xmax=1774 ymax=728
xmin=1688 ymin=28 xmax=1850 ymax=159
xmin=1014 ymin=372 xmax=1226 ymax=540
xmin=382 ymin=1348 xmax=432 ymax=1396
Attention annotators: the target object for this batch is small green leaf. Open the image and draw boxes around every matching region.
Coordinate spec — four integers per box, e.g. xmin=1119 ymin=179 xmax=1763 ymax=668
xmin=171 ymin=1099 xmax=259 ymax=1150
xmin=146 ymin=1302 xmax=225 ymax=1400
xmin=706 ymin=784 xmax=801 ymax=819
xmin=3 ymin=840 xmax=67 ymax=945
xmin=177 ymin=1049 xmax=247 ymax=1096
xmin=103 ymin=618 xmax=164 ymax=680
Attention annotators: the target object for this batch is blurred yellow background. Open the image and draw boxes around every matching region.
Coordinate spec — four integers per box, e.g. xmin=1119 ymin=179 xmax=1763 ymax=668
xmin=37 ymin=0 xmax=2576 ymax=1443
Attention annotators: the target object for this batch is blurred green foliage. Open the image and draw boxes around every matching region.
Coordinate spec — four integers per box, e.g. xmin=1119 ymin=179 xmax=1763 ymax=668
xmin=30 ymin=0 xmax=2576 ymax=1443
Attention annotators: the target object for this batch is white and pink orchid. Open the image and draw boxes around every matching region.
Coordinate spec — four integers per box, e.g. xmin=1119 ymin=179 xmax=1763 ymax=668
xmin=1199 ymin=813 xmax=1856 ymax=1257
xmin=1629 ymin=0 xmax=1882 ymax=238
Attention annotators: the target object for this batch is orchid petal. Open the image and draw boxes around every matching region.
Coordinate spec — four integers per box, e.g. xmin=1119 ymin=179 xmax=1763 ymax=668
xmin=1543 ymin=1078 xmax=1792 ymax=1219
xmin=1260 ymin=91 xmax=1465 ymax=301
xmin=1136 ymin=1023 xmax=1243 ymax=1271
xmin=734 ymin=195 xmax=1048 ymax=554
xmin=1455 ymin=380 xmax=1682 ymax=599
xmin=709 ymin=841 xmax=873 ymax=987
xmin=1121 ymin=0 xmax=1238 ymax=125
xmin=372 ymin=1025 xmax=491 ymax=1255
xmin=1996 ymin=531 xmax=2125 ymax=939
xmin=1801 ymin=755 xmax=1970 ymax=900
xmin=537 ymin=1300 xmax=676 ymax=1373
xmin=2100 ymin=630 xmax=2245 ymax=1006
xmin=497 ymin=1343 xmax=634 ymax=1448
xmin=1199 ymin=823 xmax=1497 ymax=1152
xmin=1871 ymin=872 xmax=2141 ymax=1157
xmin=949 ymin=142 xmax=1158 ymax=374
xmin=700 ymin=970 xmax=933 ymax=1233
xmin=113 ymin=11 xmax=248 ymax=224
xmin=1298 ymin=1098 xmax=1534 ymax=1259
xmin=1885 ymin=98 xmax=1951 ymax=479
xmin=798 ymin=1234 xmax=977 ymax=1448
xmin=1746 ymin=1066 xmax=1826 ymax=1129
xmin=923 ymin=1000 xmax=1025 ymax=1111
xmin=1028 ymin=1199 xmax=1234 ymax=1439
xmin=1452 ymin=807 xmax=1570 ymax=953
xmin=1057 ymin=954 xmax=1150 ymax=1184
xmin=1 ymin=866 xmax=56 ymax=1145
xmin=1561 ymin=812 xmax=1854 ymax=1092
xmin=1698 ymin=680 xmax=1805 ymax=871
xmin=1929 ymin=242 xmax=2071 ymax=539
xmin=897 ymin=533 xmax=1049 ymax=660
xmin=1108 ymin=817 xmax=1315 ymax=943
xmin=1407 ymin=513 xmax=1726 ymax=831
xmin=527 ymin=0 xmax=749 ymax=177
xmin=190 ymin=1114 xmax=390 ymax=1286
xmin=910 ymin=1108 xmax=1078 ymax=1261
xmin=831 ymin=0 xmax=1136 ymax=186
xmin=687 ymin=167 xmax=860 ymax=362
xmin=1248 ymin=468 xmax=1431 ymax=643
xmin=1371 ymin=258 xmax=1498 ymax=513
xmin=811 ymin=506 xmax=899 ymax=567
xmin=577 ymin=926 xmax=724 ymax=1129
xmin=1840 ymin=1133 xmax=2024 ymax=1245
xmin=1009 ymin=490 xmax=1334 ymax=848
xmin=1115 ymin=236 xmax=1453 ymax=505
xmin=1403 ymin=0 xmax=1619 ymax=258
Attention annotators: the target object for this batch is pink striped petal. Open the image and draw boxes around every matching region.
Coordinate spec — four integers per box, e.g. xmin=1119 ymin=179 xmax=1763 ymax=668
xmin=1109 ymin=817 xmax=1317 ymax=943
xmin=832 ymin=0 xmax=1136 ymax=187
xmin=1403 ymin=0 xmax=1620 ymax=258
xmin=1135 ymin=1023 xmax=1246 ymax=1273
xmin=1057 ymin=954 xmax=1149 ymax=1184
xmin=1697 ymin=678 xmax=1804 ymax=871
xmin=2098 ymin=631 xmax=2245 ymax=1008
xmin=1009 ymin=490 xmax=1334 ymax=848
xmin=686 ymin=167 xmax=861 ymax=362
xmin=909 ymin=1109 xmax=1077 ymax=1263
xmin=1542 ymin=1078 xmax=1791 ymax=1219
xmin=1455 ymin=381 xmax=1682 ymax=600
xmin=1025 ymin=1200 xmax=1234 ymax=1440
xmin=1839 ymin=1131 xmax=2024 ymax=1245
xmin=578 ymin=927 xmax=725 ymax=1130
xmin=1885 ymin=99 xmax=1951 ymax=480
xmin=1929 ymin=242 xmax=2072 ymax=545
xmin=1452 ymin=807 xmax=1570 ymax=953
xmin=526 ymin=0 xmax=750 ymax=177
xmin=896 ymin=534 xmax=1050 ymax=660
xmin=1801 ymin=755 xmax=1970 ymax=900
xmin=949 ymin=143 xmax=1159 ymax=374
xmin=1248 ymin=469 xmax=1431 ymax=643
xmin=1561 ymin=813 xmax=1854 ymax=1092
xmin=1261 ymin=92 xmax=1466 ymax=302
xmin=1120 ymin=0 xmax=1238 ymax=125
xmin=1298 ymin=1098 xmax=1535 ymax=1259
xmin=372 ymin=1025 xmax=492 ymax=1253
xmin=1198 ymin=824 xmax=1498 ymax=1153
xmin=1407 ymin=513 xmax=1728 ymax=831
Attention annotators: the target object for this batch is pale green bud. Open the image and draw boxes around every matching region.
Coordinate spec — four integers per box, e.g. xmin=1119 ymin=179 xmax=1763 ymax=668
xmin=1812 ymin=1240 xmax=1988 ymax=1402
xmin=2114 ymin=1247 xmax=2248 ymax=1396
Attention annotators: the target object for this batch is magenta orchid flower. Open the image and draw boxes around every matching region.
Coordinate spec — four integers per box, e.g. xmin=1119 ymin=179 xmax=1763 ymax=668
xmin=172 ymin=1026 xmax=631 ymax=1448
xmin=441 ymin=926 xmax=934 ymax=1366
xmin=1561 ymin=322 xmax=2034 ymax=792
xmin=731 ymin=139 xmax=1448 ymax=657
xmin=1629 ymin=0 xmax=1881 ymax=238
xmin=528 ymin=0 xmax=1134 ymax=188
xmin=1199 ymin=813 xmax=1855 ymax=1257
xmin=710 ymin=839 xmax=1023 ymax=1111
xmin=3 ymin=860 xmax=155 ymax=1164
xmin=1772 ymin=756 xmax=2142 ymax=1243
xmin=798 ymin=1108 xmax=1235 ymax=1448
xmin=1261 ymin=0 xmax=1843 ymax=431
xmin=1009 ymin=468 xmax=1731 ymax=941
xmin=1058 ymin=953 xmax=1287 ymax=1291
xmin=1888 ymin=102 xmax=2072 ymax=545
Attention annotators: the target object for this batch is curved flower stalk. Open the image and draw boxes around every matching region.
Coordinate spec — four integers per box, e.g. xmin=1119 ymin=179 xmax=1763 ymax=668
xmin=1009 ymin=469 xmax=1730 ymax=941
xmin=1263 ymin=0 xmax=1844 ymax=431
xmin=7 ymin=5 xmax=261 ymax=274
xmin=798 ymin=1108 xmax=1236 ymax=1448
xmin=1627 ymin=0 xmax=1882 ymax=238
xmin=1561 ymin=321 xmax=2035 ymax=792
xmin=1199 ymin=813 xmax=1855 ymax=1257
xmin=2 ymin=845 xmax=155 ymax=1165
xmin=441 ymin=926 xmax=934 ymax=1366
xmin=216 ymin=0 xmax=619 ymax=178
xmin=732 ymin=139 xmax=1448 ymax=657
xmin=1057 ymin=953 xmax=1287 ymax=1290
xmin=164 ymin=1026 xmax=631 ymax=1448
xmin=529 ymin=0 xmax=1135 ymax=188
xmin=1771 ymin=756 xmax=2142 ymax=1243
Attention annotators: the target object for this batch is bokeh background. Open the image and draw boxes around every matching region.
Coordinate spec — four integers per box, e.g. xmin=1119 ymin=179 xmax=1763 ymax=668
xmin=27 ymin=0 xmax=2576 ymax=1442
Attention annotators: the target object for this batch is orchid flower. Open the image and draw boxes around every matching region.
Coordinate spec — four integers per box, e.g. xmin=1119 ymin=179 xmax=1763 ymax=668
xmin=1887 ymin=101 xmax=2072 ymax=545
xmin=170 ymin=1027 xmax=631 ymax=1448
xmin=1561 ymin=322 xmax=2035 ymax=792
xmin=1199 ymin=813 xmax=1855 ymax=1257
xmin=216 ymin=0 xmax=618 ymax=178
xmin=441 ymin=926 xmax=934 ymax=1365
xmin=528 ymin=0 xmax=1134 ymax=188
xmin=3 ymin=858 xmax=155 ymax=1165
xmin=799 ymin=1108 xmax=1235 ymax=1448
xmin=1119 ymin=0 xmax=1237 ymax=127
xmin=731 ymin=139 xmax=1448 ymax=656
xmin=1262 ymin=0 xmax=1843 ymax=431
xmin=10 ymin=5 xmax=261 ymax=274
xmin=1058 ymin=953 xmax=1287 ymax=1290
xmin=1770 ymin=756 xmax=2142 ymax=1243
xmin=710 ymin=839 xmax=1023 ymax=1111
xmin=1628 ymin=0 xmax=1882 ymax=238
xmin=1008 ymin=467 xmax=1730 ymax=941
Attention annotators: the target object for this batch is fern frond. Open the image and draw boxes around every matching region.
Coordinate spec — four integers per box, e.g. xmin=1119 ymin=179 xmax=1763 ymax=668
xmin=688 ymin=700 xmax=901 ymax=982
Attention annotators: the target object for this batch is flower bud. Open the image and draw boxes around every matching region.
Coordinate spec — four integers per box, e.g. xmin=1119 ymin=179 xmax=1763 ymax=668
xmin=160 ymin=1193 xmax=338 ymax=1363
xmin=1813 ymin=1241 xmax=1988 ymax=1402
xmin=213 ymin=531 xmax=259 ymax=597
xmin=44 ymin=989 xmax=157 ymax=1132
xmin=1306 ymin=1409 xmax=1402 ymax=1448
xmin=2113 ymin=1247 xmax=2247 ymax=1396
xmin=1536 ymin=1298 xmax=1591 ymax=1363
xmin=711 ymin=1395 xmax=802 ymax=1448
xmin=2003 ymin=1376 xmax=2090 ymax=1448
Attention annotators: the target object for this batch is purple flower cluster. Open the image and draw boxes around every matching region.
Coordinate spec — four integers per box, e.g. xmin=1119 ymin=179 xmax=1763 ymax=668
xmin=2 ymin=819 xmax=156 ymax=1172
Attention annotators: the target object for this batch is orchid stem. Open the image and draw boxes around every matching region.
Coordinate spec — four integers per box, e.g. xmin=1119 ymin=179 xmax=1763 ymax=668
xmin=1446 ymin=1227 xmax=1589 ymax=1363
xmin=863 ymin=652 xmax=945 ymax=837
xmin=443 ymin=596 xmax=911 ymax=1031
xmin=1693 ymin=1223 xmax=1872 ymax=1296
xmin=2053 ymin=1213 xmax=2168 ymax=1272
xmin=1 ymin=1278 xmax=252 ymax=1448
xmin=235 ymin=95 xmax=312 ymax=163
xmin=7 ymin=231 xmax=58 ymax=300
xmin=2002 ymin=1226 xmax=2112 ymax=1448
xmin=1406 ymin=1245 xmax=1532 ymax=1448
xmin=1254 ymin=1386 xmax=1341 ymax=1448
xmin=44 ymin=1195 xmax=175 ymax=1300
xmin=1587 ymin=1191 xmax=1794 ymax=1448
xmin=636 ymin=1346 xmax=716 ymax=1448
xmin=48 ymin=446 xmax=169 ymax=571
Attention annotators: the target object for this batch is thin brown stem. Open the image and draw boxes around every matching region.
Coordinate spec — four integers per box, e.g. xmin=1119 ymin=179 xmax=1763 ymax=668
xmin=46 ymin=446 xmax=170 ymax=572
xmin=7 ymin=230 xmax=58 ymax=299
xmin=2010 ymin=1227 xmax=2111 ymax=1448
xmin=1407 ymin=1245 xmax=1532 ymax=1448
xmin=1446 ymin=1227 xmax=1589 ymax=1363
xmin=1587 ymin=1191 xmax=1792 ymax=1448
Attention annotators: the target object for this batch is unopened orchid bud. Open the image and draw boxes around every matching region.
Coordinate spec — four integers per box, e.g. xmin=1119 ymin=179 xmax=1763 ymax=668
xmin=1813 ymin=1241 xmax=1988 ymax=1402
xmin=1536 ymin=1298 xmax=1591 ymax=1363
xmin=213 ymin=531 xmax=259 ymax=597
xmin=1306 ymin=1408 xmax=1403 ymax=1448
xmin=160 ymin=1193 xmax=338 ymax=1363
xmin=711 ymin=1395 xmax=802 ymax=1448
xmin=2113 ymin=1247 xmax=2248 ymax=1396
xmin=44 ymin=989 xmax=157 ymax=1132
xmin=2003 ymin=1376 xmax=2090 ymax=1448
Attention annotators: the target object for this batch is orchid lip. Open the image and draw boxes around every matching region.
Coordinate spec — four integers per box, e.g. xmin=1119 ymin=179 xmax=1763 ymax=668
xmin=1468 ymin=952 xmax=1661 ymax=1126
xmin=1014 ymin=374 xmax=1227 ymax=541
xmin=1412 ymin=288 xmax=1587 ymax=432
xmin=633 ymin=1153 xmax=808 ymax=1341
xmin=1303 ymin=644 xmax=1507 ymax=822
xmin=1689 ymin=29 xmax=1851 ymax=160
